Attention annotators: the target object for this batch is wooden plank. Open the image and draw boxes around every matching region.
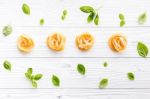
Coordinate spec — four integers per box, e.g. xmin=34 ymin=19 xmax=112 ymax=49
xmin=0 ymin=58 xmax=149 ymax=88
xmin=0 ymin=0 xmax=149 ymax=26
xmin=0 ymin=27 xmax=150 ymax=58
xmin=0 ymin=89 xmax=150 ymax=99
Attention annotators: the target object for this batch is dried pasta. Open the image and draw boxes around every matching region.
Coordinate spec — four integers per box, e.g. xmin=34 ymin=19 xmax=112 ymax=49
xmin=47 ymin=33 xmax=66 ymax=51
xmin=76 ymin=33 xmax=94 ymax=51
xmin=108 ymin=33 xmax=127 ymax=52
xmin=17 ymin=34 xmax=34 ymax=53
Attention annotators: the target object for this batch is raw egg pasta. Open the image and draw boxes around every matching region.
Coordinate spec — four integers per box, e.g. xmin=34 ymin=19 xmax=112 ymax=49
xmin=47 ymin=33 xmax=66 ymax=51
xmin=108 ymin=34 xmax=127 ymax=52
xmin=17 ymin=34 xmax=34 ymax=53
xmin=76 ymin=33 xmax=94 ymax=51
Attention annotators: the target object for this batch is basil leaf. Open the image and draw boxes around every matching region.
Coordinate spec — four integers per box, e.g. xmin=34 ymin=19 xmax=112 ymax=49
xmin=2 ymin=25 xmax=12 ymax=36
xmin=3 ymin=60 xmax=11 ymax=71
xmin=99 ymin=78 xmax=108 ymax=88
xmin=119 ymin=13 xmax=125 ymax=20
xmin=103 ymin=62 xmax=108 ymax=67
xmin=22 ymin=3 xmax=30 ymax=15
xmin=40 ymin=18 xmax=44 ymax=26
xmin=52 ymin=75 xmax=60 ymax=87
xmin=137 ymin=42 xmax=149 ymax=58
xmin=61 ymin=15 xmax=65 ymax=20
xmin=127 ymin=72 xmax=135 ymax=80
xmin=34 ymin=74 xmax=43 ymax=80
xmin=120 ymin=20 xmax=125 ymax=27
xmin=32 ymin=81 xmax=37 ymax=88
xmin=63 ymin=10 xmax=67 ymax=16
xmin=77 ymin=64 xmax=86 ymax=75
xmin=94 ymin=14 xmax=99 ymax=25
xmin=25 ymin=72 xmax=31 ymax=79
xmin=87 ymin=12 xmax=95 ymax=23
xmin=27 ymin=68 xmax=32 ymax=75
xmin=138 ymin=12 xmax=147 ymax=25
xmin=80 ymin=6 xmax=94 ymax=13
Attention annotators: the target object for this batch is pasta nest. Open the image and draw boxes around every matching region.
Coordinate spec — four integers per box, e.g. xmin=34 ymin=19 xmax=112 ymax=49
xmin=108 ymin=34 xmax=127 ymax=52
xmin=47 ymin=33 xmax=66 ymax=51
xmin=76 ymin=33 xmax=94 ymax=51
xmin=17 ymin=34 xmax=34 ymax=53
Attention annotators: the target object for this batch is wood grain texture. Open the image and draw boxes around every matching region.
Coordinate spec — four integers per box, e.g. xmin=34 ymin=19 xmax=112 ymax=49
xmin=0 ymin=58 xmax=150 ymax=88
xmin=0 ymin=0 xmax=150 ymax=99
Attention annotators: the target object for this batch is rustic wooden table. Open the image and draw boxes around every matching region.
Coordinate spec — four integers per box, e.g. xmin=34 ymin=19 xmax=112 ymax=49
xmin=0 ymin=0 xmax=150 ymax=99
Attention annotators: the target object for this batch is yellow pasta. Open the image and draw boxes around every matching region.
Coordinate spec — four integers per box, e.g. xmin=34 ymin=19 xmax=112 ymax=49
xmin=76 ymin=33 xmax=94 ymax=51
xmin=17 ymin=34 xmax=34 ymax=53
xmin=47 ymin=33 xmax=66 ymax=51
xmin=108 ymin=33 xmax=127 ymax=52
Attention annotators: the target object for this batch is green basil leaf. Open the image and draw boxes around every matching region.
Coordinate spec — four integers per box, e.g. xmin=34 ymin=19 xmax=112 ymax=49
xmin=34 ymin=74 xmax=43 ymax=80
xmin=40 ymin=18 xmax=44 ymax=26
xmin=27 ymin=68 xmax=33 ymax=75
xmin=25 ymin=72 xmax=31 ymax=79
xmin=120 ymin=20 xmax=125 ymax=27
xmin=63 ymin=10 xmax=67 ymax=16
xmin=103 ymin=62 xmax=108 ymax=67
xmin=22 ymin=3 xmax=30 ymax=15
xmin=77 ymin=64 xmax=86 ymax=75
xmin=80 ymin=6 xmax=94 ymax=13
xmin=52 ymin=75 xmax=60 ymax=87
xmin=94 ymin=14 xmax=99 ymax=25
xmin=137 ymin=42 xmax=149 ymax=58
xmin=127 ymin=72 xmax=135 ymax=80
xmin=87 ymin=12 xmax=95 ymax=23
xmin=61 ymin=15 xmax=65 ymax=20
xmin=119 ymin=13 xmax=125 ymax=20
xmin=2 ymin=25 xmax=12 ymax=36
xmin=99 ymin=78 xmax=108 ymax=88
xmin=3 ymin=60 xmax=11 ymax=71
xmin=138 ymin=12 xmax=147 ymax=25
xmin=32 ymin=81 xmax=37 ymax=88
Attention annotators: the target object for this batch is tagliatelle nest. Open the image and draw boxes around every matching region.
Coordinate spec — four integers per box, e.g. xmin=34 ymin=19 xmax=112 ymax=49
xmin=17 ymin=34 xmax=34 ymax=53
xmin=47 ymin=33 xmax=66 ymax=51
xmin=76 ymin=33 xmax=94 ymax=51
xmin=108 ymin=34 xmax=127 ymax=52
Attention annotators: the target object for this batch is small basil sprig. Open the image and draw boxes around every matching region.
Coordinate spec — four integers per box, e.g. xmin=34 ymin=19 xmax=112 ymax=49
xmin=3 ymin=60 xmax=11 ymax=71
xmin=103 ymin=61 xmax=108 ymax=67
xmin=137 ymin=42 xmax=149 ymax=58
xmin=127 ymin=72 xmax=135 ymax=81
xmin=2 ymin=25 xmax=13 ymax=36
xmin=77 ymin=64 xmax=86 ymax=75
xmin=138 ymin=12 xmax=147 ymax=25
xmin=80 ymin=6 xmax=99 ymax=25
xmin=22 ymin=3 xmax=30 ymax=15
xmin=51 ymin=75 xmax=60 ymax=87
xmin=119 ymin=13 xmax=125 ymax=27
xmin=99 ymin=78 xmax=109 ymax=88
xmin=25 ymin=68 xmax=43 ymax=88
xmin=61 ymin=9 xmax=68 ymax=20
xmin=40 ymin=18 xmax=44 ymax=26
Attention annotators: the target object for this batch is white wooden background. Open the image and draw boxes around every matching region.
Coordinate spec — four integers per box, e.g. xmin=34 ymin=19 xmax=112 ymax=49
xmin=0 ymin=0 xmax=150 ymax=99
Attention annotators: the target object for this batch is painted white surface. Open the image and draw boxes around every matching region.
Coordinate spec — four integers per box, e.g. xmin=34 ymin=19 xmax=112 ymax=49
xmin=0 ymin=0 xmax=150 ymax=99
